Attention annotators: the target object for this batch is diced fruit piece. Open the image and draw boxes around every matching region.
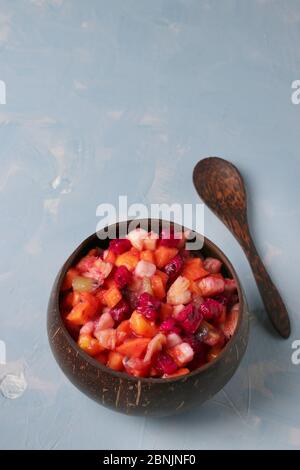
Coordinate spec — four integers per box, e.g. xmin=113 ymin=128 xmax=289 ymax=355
xmin=207 ymin=345 xmax=223 ymax=362
xmin=192 ymin=295 xmax=204 ymax=309
xmin=127 ymin=228 xmax=148 ymax=251
xmin=181 ymin=306 xmax=203 ymax=334
xmin=143 ymin=231 xmax=159 ymax=251
xmin=107 ymin=351 xmax=124 ymax=371
xmin=164 ymin=255 xmax=183 ymax=280
xmin=160 ymin=303 xmax=173 ymax=321
xmin=95 ymin=328 xmax=117 ymax=350
xmin=116 ymin=337 xmax=150 ymax=358
xmin=103 ymin=286 xmax=122 ymax=308
xmin=221 ymin=303 xmax=239 ymax=339
xmin=72 ymin=276 xmax=94 ymax=292
xmin=124 ymin=289 xmax=139 ymax=310
xmin=114 ymin=266 xmax=132 ymax=289
xmin=103 ymin=249 xmax=116 ymax=264
xmin=172 ymin=302 xmax=192 ymax=322
xmin=123 ymin=357 xmax=150 ymax=377
xmin=159 ymin=318 xmax=181 ymax=334
xmin=182 ymin=258 xmax=208 ymax=281
xmin=151 ymin=274 xmax=166 ymax=300
xmin=155 ymin=352 xmax=178 ymax=375
xmin=109 ymin=238 xmax=132 ymax=255
xmin=167 ymin=276 xmax=191 ymax=305
xmin=197 ymin=321 xmax=224 ymax=347
xmin=61 ymin=268 xmax=79 ymax=291
xmin=163 ymin=368 xmax=189 ymax=378
xmin=135 ymin=260 xmax=156 ymax=278
xmin=116 ymin=319 xmax=132 ymax=345
xmin=136 ymin=292 xmax=160 ymax=321
xmin=144 ymin=333 xmax=166 ymax=362
xmin=198 ymin=275 xmax=225 ymax=297
xmin=94 ymin=312 xmax=114 ymax=331
xmin=155 ymin=246 xmax=179 ymax=268
xmin=79 ymin=320 xmax=94 ymax=335
xmin=182 ymin=334 xmax=206 ymax=355
xmin=78 ymin=334 xmax=104 ymax=356
xmin=224 ymin=278 xmax=238 ymax=293
xmin=76 ymin=255 xmax=97 ymax=273
xmin=115 ymin=252 xmax=139 ymax=271
xmin=199 ymin=298 xmax=224 ymax=320
xmin=129 ymin=311 xmax=157 ymax=338
xmin=166 ymin=333 xmax=182 ymax=348
xmin=103 ymin=277 xmax=118 ymax=290
xmin=203 ymin=257 xmax=222 ymax=274
xmin=94 ymin=352 xmax=108 ymax=365
xmin=140 ymin=250 xmax=155 ymax=264
xmin=168 ymin=342 xmax=194 ymax=367
xmin=141 ymin=277 xmax=153 ymax=295
xmin=66 ymin=293 xmax=99 ymax=325
xmin=110 ymin=299 xmax=131 ymax=323
xmin=172 ymin=304 xmax=185 ymax=318
xmin=93 ymin=258 xmax=113 ymax=279
xmin=189 ymin=280 xmax=202 ymax=295
xmin=155 ymin=269 xmax=168 ymax=287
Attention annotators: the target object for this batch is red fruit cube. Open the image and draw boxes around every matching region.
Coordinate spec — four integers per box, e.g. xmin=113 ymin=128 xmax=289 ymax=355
xmin=123 ymin=357 xmax=150 ymax=377
xmin=114 ymin=266 xmax=132 ymax=289
xmin=155 ymin=352 xmax=178 ymax=375
xmin=181 ymin=307 xmax=203 ymax=334
xmin=198 ymin=275 xmax=225 ymax=297
xmin=199 ymin=298 xmax=224 ymax=320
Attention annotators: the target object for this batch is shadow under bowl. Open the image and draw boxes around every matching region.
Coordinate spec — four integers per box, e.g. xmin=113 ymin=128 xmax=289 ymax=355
xmin=47 ymin=219 xmax=249 ymax=417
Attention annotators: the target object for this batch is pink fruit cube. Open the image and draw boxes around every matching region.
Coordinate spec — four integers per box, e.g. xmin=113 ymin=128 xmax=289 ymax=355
xmin=203 ymin=257 xmax=222 ymax=274
xmin=166 ymin=332 xmax=182 ymax=348
xmin=144 ymin=333 xmax=166 ymax=363
xmin=135 ymin=260 xmax=156 ymax=278
xmin=94 ymin=312 xmax=114 ymax=331
xmin=168 ymin=342 xmax=194 ymax=367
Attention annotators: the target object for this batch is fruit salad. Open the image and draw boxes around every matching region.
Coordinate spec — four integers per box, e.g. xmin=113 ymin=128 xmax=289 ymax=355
xmin=60 ymin=228 xmax=239 ymax=378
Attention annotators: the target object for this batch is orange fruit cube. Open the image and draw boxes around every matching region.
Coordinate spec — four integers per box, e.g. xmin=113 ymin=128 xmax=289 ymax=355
xmin=129 ymin=311 xmax=157 ymax=338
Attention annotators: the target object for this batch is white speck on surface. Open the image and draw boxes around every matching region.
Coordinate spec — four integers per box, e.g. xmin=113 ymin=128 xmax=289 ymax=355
xmin=51 ymin=175 xmax=61 ymax=189
xmin=263 ymin=242 xmax=282 ymax=266
xmin=0 ymin=164 xmax=21 ymax=191
xmin=73 ymin=79 xmax=87 ymax=90
xmin=44 ymin=198 xmax=60 ymax=215
xmin=0 ymin=373 xmax=27 ymax=399
xmin=107 ymin=110 xmax=123 ymax=120
xmin=168 ymin=22 xmax=181 ymax=34
xmin=140 ymin=113 xmax=165 ymax=127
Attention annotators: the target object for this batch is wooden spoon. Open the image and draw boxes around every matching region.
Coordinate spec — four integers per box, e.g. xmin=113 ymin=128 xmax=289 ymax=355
xmin=193 ymin=156 xmax=291 ymax=338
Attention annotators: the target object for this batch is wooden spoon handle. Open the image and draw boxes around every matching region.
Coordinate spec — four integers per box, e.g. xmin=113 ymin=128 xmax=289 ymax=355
xmin=242 ymin=235 xmax=291 ymax=338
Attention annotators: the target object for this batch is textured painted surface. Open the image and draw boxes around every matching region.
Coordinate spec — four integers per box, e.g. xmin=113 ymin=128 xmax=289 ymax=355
xmin=0 ymin=0 xmax=300 ymax=450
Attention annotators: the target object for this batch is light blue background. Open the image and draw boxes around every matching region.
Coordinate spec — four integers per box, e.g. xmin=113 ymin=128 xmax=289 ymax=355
xmin=0 ymin=0 xmax=299 ymax=450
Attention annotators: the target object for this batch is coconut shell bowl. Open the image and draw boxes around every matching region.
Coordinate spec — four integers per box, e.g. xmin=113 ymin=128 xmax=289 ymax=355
xmin=47 ymin=219 xmax=249 ymax=417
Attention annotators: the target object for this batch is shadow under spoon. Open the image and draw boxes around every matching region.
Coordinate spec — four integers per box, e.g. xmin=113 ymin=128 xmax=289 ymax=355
xmin=193 ymin=156 xmax=291 ymax=339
